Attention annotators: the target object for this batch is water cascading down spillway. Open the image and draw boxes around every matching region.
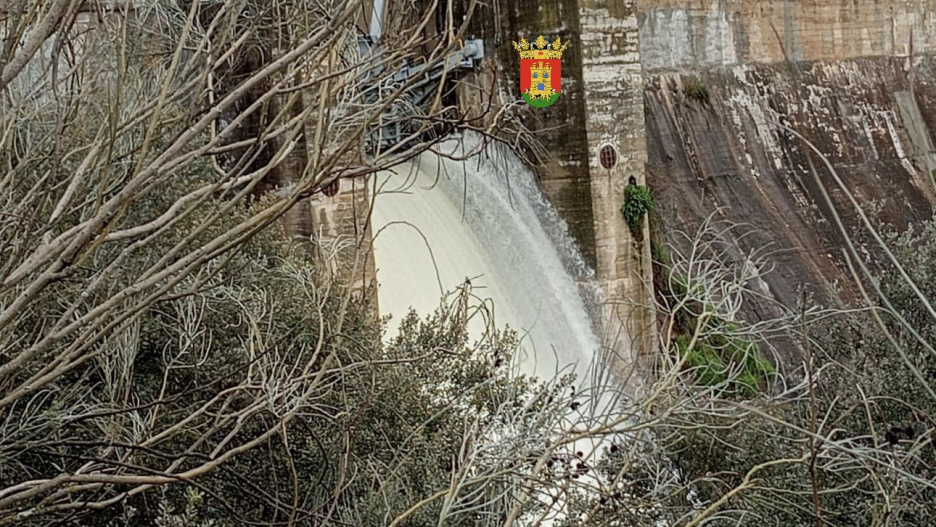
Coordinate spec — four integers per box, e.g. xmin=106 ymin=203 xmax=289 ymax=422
xmin=371 ymin=136 xmax=603 ymax=383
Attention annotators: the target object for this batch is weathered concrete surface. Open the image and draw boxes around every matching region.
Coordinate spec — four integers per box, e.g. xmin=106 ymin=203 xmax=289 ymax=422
xmin=639 ymin=0 xmax=936 ymax=69
xmin=306 ymin=178 xmax=377 ymax=291
xmin=643 ymin=55 xmax=936 ymax=363
xmin=638 ymin=1 xmax=936 ymax=364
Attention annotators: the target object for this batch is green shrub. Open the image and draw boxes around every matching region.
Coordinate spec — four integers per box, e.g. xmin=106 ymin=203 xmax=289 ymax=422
xmin=674 ymin=320 xmax=775 ymax=396
xmin=683 ymin=78 xmax=709 ymax=104
xmin=675 ymin=335 xmax=726 ymax=387
xmin=622 ymin=184 xmax=655 ymax=237
xmin=651 ymin=242 xmax=670 ymax=265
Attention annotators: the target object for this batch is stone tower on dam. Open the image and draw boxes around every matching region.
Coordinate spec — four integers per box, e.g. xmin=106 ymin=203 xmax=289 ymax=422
xmin=461 ymin=0 xmax=655 ymax=375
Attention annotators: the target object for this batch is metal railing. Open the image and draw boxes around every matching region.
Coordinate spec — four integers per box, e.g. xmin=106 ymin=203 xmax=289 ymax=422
xmin=357 ymin=35 xmax=484 ymax=154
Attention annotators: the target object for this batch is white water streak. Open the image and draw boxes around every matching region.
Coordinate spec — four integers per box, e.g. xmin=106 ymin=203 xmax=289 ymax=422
xmin=371 ymin=137 xmax=600 ymax=382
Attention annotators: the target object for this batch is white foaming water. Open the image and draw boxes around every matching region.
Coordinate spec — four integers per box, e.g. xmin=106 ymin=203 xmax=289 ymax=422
xmin=371 ymin=137 xmax=600 ymax=382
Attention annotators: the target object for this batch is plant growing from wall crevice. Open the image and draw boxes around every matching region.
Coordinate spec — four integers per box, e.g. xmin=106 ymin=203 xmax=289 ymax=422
xmin=683 ymin=78 xmax=710 ymax=104
xmin=674 ymin=321 xmax=776 ymax=396
xmin=622 ymin=183 xmax=655 ymax=239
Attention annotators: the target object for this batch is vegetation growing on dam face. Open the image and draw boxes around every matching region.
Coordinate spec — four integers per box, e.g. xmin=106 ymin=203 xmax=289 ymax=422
xmin=682 ymin=77 xmax=710 ymax=104
xmin=4 ymin=1 xmax=936 ymax=526
xmin=622 ymin=183 xmax=655 ymax=238
xmin=673 ymin=324 xmax=775 ymax=396
xmin=652 ymin=243 xmax=776 ymax=396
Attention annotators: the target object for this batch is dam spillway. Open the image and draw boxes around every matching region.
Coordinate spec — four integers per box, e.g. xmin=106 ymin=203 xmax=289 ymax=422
xmin=370 ymin=137 xmax=603 ymax=382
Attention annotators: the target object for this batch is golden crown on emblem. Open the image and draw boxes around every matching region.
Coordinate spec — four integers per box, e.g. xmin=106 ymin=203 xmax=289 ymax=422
xmin=512 ymin=35 xmax=567 ymax=60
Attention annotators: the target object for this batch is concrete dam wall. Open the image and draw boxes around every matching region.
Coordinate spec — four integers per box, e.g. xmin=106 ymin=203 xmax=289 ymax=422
xmin=311 ymin=0 xmax=936 ymax=376
xmin=639 ymin=0 xmax=936 ymax=363
xmin=453 ymin=0 xmax=936 ymax=367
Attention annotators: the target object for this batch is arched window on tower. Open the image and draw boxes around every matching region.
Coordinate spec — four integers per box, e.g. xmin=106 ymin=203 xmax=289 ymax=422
xmin=599 ymin=145 xmax=617 ymax=170
xmin=322 ymin=179 xmax=340 ymax=197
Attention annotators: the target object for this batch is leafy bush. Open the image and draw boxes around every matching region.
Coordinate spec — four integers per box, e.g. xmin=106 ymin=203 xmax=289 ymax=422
xmin=621 ymin=184 xmax=655 ymax=237
xmin=674 ymin=321 xmax=775 ymax=396
xmin=650 ymin=230 xmax=776 ymax=396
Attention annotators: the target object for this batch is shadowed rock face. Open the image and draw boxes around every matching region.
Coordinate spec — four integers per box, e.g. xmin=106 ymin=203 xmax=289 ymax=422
xmin=644 ymin=56 xmax=936 ymax=363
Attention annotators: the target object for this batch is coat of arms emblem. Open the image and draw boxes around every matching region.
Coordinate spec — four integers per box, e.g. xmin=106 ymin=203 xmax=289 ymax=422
xmin=513 ymin=35 xmax=567 ymax=108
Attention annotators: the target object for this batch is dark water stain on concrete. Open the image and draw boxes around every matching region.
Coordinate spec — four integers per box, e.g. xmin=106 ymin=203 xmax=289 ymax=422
xmin=645 ymin=56 xmax=936 ymax=366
